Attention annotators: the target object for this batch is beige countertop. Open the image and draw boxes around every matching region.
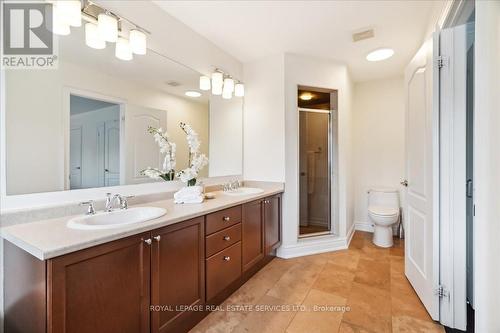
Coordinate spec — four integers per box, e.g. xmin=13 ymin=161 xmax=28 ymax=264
xmin=1 ymin=184 xmax=284 ymax=260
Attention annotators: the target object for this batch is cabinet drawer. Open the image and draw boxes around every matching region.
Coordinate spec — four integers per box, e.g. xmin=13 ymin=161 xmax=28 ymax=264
xmin=206 ymin=206 xmax=242 ymax=235
xmin=206 ymin=223 xmax=242 ymax=257
xmin=206 ymin=242 xmax=242 ymax=300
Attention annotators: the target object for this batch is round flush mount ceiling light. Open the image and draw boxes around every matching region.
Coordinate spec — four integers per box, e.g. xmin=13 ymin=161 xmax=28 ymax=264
xmin=366 ymin=48 xmax=394 ymax=62
xmin=299 ymin=92 xmax=313 ymax=101
xmin=185 ymin=91 xmax=202 ymax=98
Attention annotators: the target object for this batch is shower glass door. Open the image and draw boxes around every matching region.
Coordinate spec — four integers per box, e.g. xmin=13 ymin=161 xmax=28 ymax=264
xmin=299 ymin=109 xmax=331 ymax=237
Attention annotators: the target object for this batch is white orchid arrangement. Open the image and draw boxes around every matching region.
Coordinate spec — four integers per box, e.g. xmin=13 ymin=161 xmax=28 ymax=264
xmin=141 ymin=126 xmax=177 ymax=181
xmin=176 ymin=122 xmax=209 ymax=186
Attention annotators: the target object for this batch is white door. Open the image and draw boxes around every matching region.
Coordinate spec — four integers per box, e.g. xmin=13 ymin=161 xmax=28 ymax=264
xmin=104 ymin=119 xmax=121 ymax=186
xmin=125 ymin=105 xmax=167 ymax=184
xmin=403 ymin=37 xmax=439 ymax=320
xmin=70 ymin=127 xmax=83 ymax=189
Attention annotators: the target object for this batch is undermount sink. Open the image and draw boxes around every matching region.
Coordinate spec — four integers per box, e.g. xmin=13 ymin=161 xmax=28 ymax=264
xmin=67 ymin=207 xmax=167 ymax=230
xmin=222 ymin=187 xmax=264 ymax=196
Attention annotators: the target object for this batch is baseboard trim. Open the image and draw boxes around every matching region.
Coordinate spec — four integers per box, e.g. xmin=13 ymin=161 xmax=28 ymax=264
xmin=346 ymin=222 xmax=356 ymax=247
xmin=355 ymin=221 xmax=374 ymax=233
xmin=277 ymin=234 xmax=349 ymax=259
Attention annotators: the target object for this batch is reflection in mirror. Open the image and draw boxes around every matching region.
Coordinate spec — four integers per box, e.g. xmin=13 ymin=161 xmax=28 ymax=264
xmin=4 ymin=21 xmax=241 ymax=195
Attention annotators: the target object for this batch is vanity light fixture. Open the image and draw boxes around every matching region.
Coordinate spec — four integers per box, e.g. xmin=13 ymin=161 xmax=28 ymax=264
xmin=366 ymin=48 xmax=394 ymax=62
xmin=129 ymin=29 xmax=147 ymax=55
xmin=52 ymin=4 xmax=71 ymax=36
xmin=97 ymin=12 xmax=118 ymax=43
xmin=211 ymin=72 xmax=224 ymax=95
xmin=115 ymin=37 xmax=133 ymax=61
xmin=199 ymin=76 xmax=211 ymax=91
xmin=185 ymin=91 xmax=202 ymax=98
xmin=234 ymin=82 xmax=245 ymax=97
xmin=223 ymin=78 xmax=235 ymax=93
xmin=85 ymin=22 xmax=105 ymax=49
xmin=57 ymin=0 xmax=82 ymax=27
xmin=222 ymin=88 xmax=232 ymax=99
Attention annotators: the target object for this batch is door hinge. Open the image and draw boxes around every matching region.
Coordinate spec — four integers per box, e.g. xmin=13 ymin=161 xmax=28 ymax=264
xmin=435 ymin=285 xmax=450 ymax=298
xmin=437 ymin=56 xmax=448 ymax=69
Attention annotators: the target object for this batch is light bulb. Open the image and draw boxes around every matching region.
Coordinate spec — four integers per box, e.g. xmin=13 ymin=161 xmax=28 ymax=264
xmin=52 ymin=4 xmax=70 ymax=36
xmin=56 ymin=0 xmax=81 ymax=27
xmin=115 ymin=37 xmax=133 ymax=61
xmin=129 ymin=29 xmax=147 ymax=55
xmin=98 ymin=12 xmax=118 ymax=42
xmin=85 ymin=22 xmax=105 ymax=49
xmin=235 ymin=83 xmax=245 ymax=97
xmin=222 ymin=88 xmax=232 ymax=99
xmin=223 ymin=78 xmax=235 ymax=93
xmin=211 ymin=72 xmax=223 ymax=95
xmin=199 ymin=76 xmax=211 ymax=90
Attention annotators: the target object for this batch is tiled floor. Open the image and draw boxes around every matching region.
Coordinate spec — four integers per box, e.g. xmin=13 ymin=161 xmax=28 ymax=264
xmin=190 ymin=231 xmax=444 ymax=333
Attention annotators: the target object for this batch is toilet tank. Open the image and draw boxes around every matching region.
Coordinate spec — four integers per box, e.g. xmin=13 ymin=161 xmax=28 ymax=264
xmin=368 ymin=188 xmax=399 ymax=208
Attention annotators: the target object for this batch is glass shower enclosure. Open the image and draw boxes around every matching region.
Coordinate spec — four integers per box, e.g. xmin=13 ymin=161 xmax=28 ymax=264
xmin=298 ymin=87 xmax=337 ymax=237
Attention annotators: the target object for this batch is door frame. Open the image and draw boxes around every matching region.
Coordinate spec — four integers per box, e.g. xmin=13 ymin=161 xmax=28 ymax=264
xmin=63 ymin=87 xmax=126 ymax=190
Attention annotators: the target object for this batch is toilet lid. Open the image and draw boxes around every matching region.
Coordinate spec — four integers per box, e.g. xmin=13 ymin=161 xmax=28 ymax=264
xmin=368 ymin=206 xmax=399 ymax=216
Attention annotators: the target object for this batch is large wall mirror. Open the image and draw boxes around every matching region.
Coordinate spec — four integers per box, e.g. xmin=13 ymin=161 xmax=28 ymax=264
xmin=3 ymin=21 xmax=243 ymax=196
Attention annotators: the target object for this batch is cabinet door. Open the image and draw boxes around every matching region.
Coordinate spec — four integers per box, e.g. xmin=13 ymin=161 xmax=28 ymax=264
xmin=264 ymin=195 xmax=281 ymax=253
xmin=151 ymin=217 xmax=205 ymax=333
xmin=47 ymin=233 xmax=151 ymax=333
xmin=242 ymin=200 xmax=264 ymax=272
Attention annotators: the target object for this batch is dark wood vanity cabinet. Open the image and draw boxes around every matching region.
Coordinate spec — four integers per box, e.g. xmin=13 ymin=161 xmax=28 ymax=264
xmin=151 ymin=217 xmax=205 ymax=333
xmin=48 ymin=232 xmax=152 ymax=333
xmin=4 ymin=194 xmax=282 ymax=333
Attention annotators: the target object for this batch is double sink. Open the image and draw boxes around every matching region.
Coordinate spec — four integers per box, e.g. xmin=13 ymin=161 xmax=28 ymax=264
xmin=67 ymin=187 xmax=264 ymax=230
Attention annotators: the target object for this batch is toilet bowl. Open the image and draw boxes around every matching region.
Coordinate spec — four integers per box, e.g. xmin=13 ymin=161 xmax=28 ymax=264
xmin=367 ymin=188 xmax=400 ymax=248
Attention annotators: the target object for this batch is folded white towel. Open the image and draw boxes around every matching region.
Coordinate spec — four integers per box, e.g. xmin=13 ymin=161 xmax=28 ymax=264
xmin=174 ymin=186 xmax=204 ymax=204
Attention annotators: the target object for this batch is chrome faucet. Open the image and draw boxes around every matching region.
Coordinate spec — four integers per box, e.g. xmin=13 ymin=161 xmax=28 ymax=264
xmin=223 ymin=180 xmax=241 ymax=192
xmin=79 ymin=200 xmax=96 ymax=215
xmin=105 ymin=193 xmax=134 ymax=212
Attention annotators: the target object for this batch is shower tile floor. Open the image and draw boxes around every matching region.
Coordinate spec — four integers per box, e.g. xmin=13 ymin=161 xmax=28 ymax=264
xmin=190 ymin=231 xmax=444 ymax=333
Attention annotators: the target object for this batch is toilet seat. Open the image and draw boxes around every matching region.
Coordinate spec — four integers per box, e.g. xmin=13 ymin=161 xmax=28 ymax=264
xmin=368 ymin=205 xmax=399 ymax=217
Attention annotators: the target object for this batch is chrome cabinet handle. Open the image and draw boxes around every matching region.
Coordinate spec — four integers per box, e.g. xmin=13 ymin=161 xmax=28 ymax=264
xmin=223 ymin=216 xmax=230 ymax=222
xmin=144 ymin=238 xmax=152 ymax=245
xmin=154 ymin=235 xmax=161 ymax=242
xmin=263 ymin=200 xmax=270 ymax=204
xmin=223 ymin=256 xmax=231 ymax=261
xmin=223 ymin=236 xmax=230 ymax=241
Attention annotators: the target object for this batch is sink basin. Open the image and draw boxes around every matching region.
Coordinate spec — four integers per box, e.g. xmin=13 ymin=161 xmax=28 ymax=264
xmin=67 ymin=207 xmax=167 ymax=230
xmin=222 ymin=187 xmax=264 ymax=196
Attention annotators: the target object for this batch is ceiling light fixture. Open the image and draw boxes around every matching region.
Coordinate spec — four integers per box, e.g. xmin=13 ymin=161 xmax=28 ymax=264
xmin=202 ymin=70 xmax=244 ymax=99
xmin=185 ymin=91 xmax=202 ymax=98
xmin=211 ymin=72 xmax=224 ymax=95
xmin=52 ymin=4 xmax=71 ymax=36
xmin=299 ymin=92 xmax=313 ymax=101
xmin=366 ymin=48 xmax=394 ymax=62
xmin=57 ymin=0 xmax=82 ymax=27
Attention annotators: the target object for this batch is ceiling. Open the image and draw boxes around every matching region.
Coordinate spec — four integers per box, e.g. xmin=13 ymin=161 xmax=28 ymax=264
xmin=156 ymin=0 xmax=443 ymax=82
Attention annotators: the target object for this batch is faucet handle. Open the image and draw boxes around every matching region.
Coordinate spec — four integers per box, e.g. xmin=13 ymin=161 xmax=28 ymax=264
xmin=121 ymin=195 xmax=135 ymax=209
xmin=80 ymin=200 xmax=96 ymax=215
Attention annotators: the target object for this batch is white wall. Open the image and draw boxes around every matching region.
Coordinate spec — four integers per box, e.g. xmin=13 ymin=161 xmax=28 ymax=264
xmin=352 ymin=77 xmax=405 ymax=230
xmin=5 ymin=60 xmax=209 ymax=195
xmin=474 ymin=1 xmax=500 ymax=331
xmin=209 ymin=96 xmax=243 ymax=177
xmin=243 ymin=54 xmax=286 ymax=182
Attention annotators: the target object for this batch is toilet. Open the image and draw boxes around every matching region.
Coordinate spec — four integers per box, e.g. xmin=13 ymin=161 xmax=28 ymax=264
xmin=368 ymin=188 xmax=400 ymax=248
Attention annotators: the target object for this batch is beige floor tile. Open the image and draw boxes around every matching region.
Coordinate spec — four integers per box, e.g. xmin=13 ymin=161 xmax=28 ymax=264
xmin=266 ymin=261 xmax=324 ymax=304
xmin=354 ymin=258 xmax=391 ymax=291
xmin=286 ymin=289 xmax=347 ymax=333
xmin=189 ymin=306 xmax=247 ymax=333
xmin=325 ymin=250 xmax=361 ymax=272
xmin=232 ymin=295 xmax=297 ymax=333
xmin=343 ymin=282 xmax=392 ymax=333
xmin=339 ymin=321 xmax=377 ymax=333
xmin=392 ymin=315 xmax=445 ymax=333
xmin=391 ymin=290 xmax=433 ymax=322
xmin=312 ymin=262 xmax=356 ymax=299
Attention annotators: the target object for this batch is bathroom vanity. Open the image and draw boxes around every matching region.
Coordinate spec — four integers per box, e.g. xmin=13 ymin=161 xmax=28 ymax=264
xmin=2 ymin=189 xmax=282 ymax=333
